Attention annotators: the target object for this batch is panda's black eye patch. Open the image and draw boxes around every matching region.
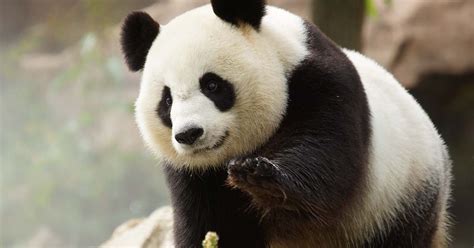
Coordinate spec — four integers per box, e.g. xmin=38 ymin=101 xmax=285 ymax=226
xmin=200 ymin=72 xmax=235 ymax=112
xmin=156 ymin=86 xmax=172 ymax=128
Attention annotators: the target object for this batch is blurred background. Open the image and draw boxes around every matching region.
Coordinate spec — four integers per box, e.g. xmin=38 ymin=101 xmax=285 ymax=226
xmin=0 ymin=0 xmax=472 ymax=247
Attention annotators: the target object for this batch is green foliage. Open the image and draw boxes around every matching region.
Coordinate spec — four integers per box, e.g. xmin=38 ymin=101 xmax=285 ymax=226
xmin=364 ymin=0 xmax=394 ymax=18
xmin=365 ymin=0 xmax=378 ymax=17
xmin=202 ymin=232 xmax=219 ymax=248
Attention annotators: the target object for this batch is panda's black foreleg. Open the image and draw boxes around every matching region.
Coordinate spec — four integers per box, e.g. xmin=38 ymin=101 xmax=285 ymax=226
xmin=227 ymin=137 xmax=366 ymax=223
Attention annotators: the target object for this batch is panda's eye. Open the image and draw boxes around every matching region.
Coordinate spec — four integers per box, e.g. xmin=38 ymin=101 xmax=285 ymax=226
xmin=206 ymin=81 xmax=218 ymax=92
xmin=165 ymin=97 xmax=172 ymax=106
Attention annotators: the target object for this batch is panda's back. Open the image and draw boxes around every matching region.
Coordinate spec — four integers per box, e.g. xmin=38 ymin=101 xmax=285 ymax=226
xmin=343 ymin=49 xmax=451 ymax=246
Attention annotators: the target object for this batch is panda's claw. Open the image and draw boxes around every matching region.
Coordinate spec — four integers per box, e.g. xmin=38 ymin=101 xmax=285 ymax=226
xmin=227 ymin=156 xmax=278 ymax=187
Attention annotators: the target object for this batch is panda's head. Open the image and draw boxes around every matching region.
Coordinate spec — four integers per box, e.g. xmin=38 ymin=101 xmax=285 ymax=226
xmin=121 ymin=0 xmax=307 ymax=169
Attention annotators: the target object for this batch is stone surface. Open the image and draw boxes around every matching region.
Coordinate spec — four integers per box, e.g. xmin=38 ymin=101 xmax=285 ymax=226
xmin=363 ymin=0 xmax=474 ymax=87
xmin=101 ymin=206 xmax=174 ymax=248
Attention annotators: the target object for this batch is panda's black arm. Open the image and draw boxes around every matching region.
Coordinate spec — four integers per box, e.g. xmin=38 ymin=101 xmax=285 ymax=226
xmin=228 ymin=126 xmax=368 ymax=222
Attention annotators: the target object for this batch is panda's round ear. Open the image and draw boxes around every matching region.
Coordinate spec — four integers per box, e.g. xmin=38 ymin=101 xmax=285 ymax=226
xmin=120 ymin=11 xmax=160 ymax=72
xmin=211 ymin=0 xmax=266 ymax=30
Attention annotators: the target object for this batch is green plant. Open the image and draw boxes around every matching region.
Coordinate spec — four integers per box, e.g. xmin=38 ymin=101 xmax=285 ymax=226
xmin=202 ymin=232 xmax=219 ymax=248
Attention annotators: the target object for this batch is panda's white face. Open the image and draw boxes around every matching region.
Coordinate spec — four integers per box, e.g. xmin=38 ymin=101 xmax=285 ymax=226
xmin=135 ymin=5 xmax=308 ymax=169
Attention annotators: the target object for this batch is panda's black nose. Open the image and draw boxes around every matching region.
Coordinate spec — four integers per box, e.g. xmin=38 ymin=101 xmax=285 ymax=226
xmin=175 ymin=127 xmax=204 ymax=145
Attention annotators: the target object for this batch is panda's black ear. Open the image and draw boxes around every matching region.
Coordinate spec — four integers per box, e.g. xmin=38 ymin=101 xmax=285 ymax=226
xmin=120 ymin=11 xmax=160 ymax=72
xmin=211 ymin=0 xmax=266 ymax=30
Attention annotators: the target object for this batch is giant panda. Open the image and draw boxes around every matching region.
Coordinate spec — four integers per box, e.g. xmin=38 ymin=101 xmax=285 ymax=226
xmin=120 ymin=0 xmax=452 ymax=247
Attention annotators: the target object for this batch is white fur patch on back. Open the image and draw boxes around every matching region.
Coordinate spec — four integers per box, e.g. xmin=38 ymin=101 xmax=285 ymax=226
xmin=342 ymin=49 xmax=449 ymax=242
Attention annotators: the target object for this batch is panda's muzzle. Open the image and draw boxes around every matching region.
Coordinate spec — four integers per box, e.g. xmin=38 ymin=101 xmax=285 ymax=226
xmin=192 ymin=131 xmax=230 ymax=154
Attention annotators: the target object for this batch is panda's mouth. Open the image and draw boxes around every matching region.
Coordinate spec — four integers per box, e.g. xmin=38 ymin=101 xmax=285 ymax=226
xmin=193 ymin=131 xmax=229 ymax=154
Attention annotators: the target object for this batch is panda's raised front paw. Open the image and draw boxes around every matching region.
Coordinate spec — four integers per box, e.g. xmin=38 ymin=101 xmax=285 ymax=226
xmin=228 ymin=157 xmax=276 ymax=183
xmin=227 ymin=157 xmax=285 ymax=206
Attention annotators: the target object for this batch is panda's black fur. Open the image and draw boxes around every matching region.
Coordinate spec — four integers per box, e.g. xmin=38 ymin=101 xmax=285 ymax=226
xmin=210 ymin=0 xmax=266 ymax=30
xmin=121 ymin=11 xmax=159 ymax=72
xmin=164 ymin=166 xmax=265 ymax=247
xmin=121 ymin=0 xmax=449 ymax=247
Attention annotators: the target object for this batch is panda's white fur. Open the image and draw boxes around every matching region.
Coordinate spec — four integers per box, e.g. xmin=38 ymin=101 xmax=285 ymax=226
xmin=127 ymin=3 xmax=450 ymax=247
xmin=135 ymin=5 xmax=308 ymax=169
